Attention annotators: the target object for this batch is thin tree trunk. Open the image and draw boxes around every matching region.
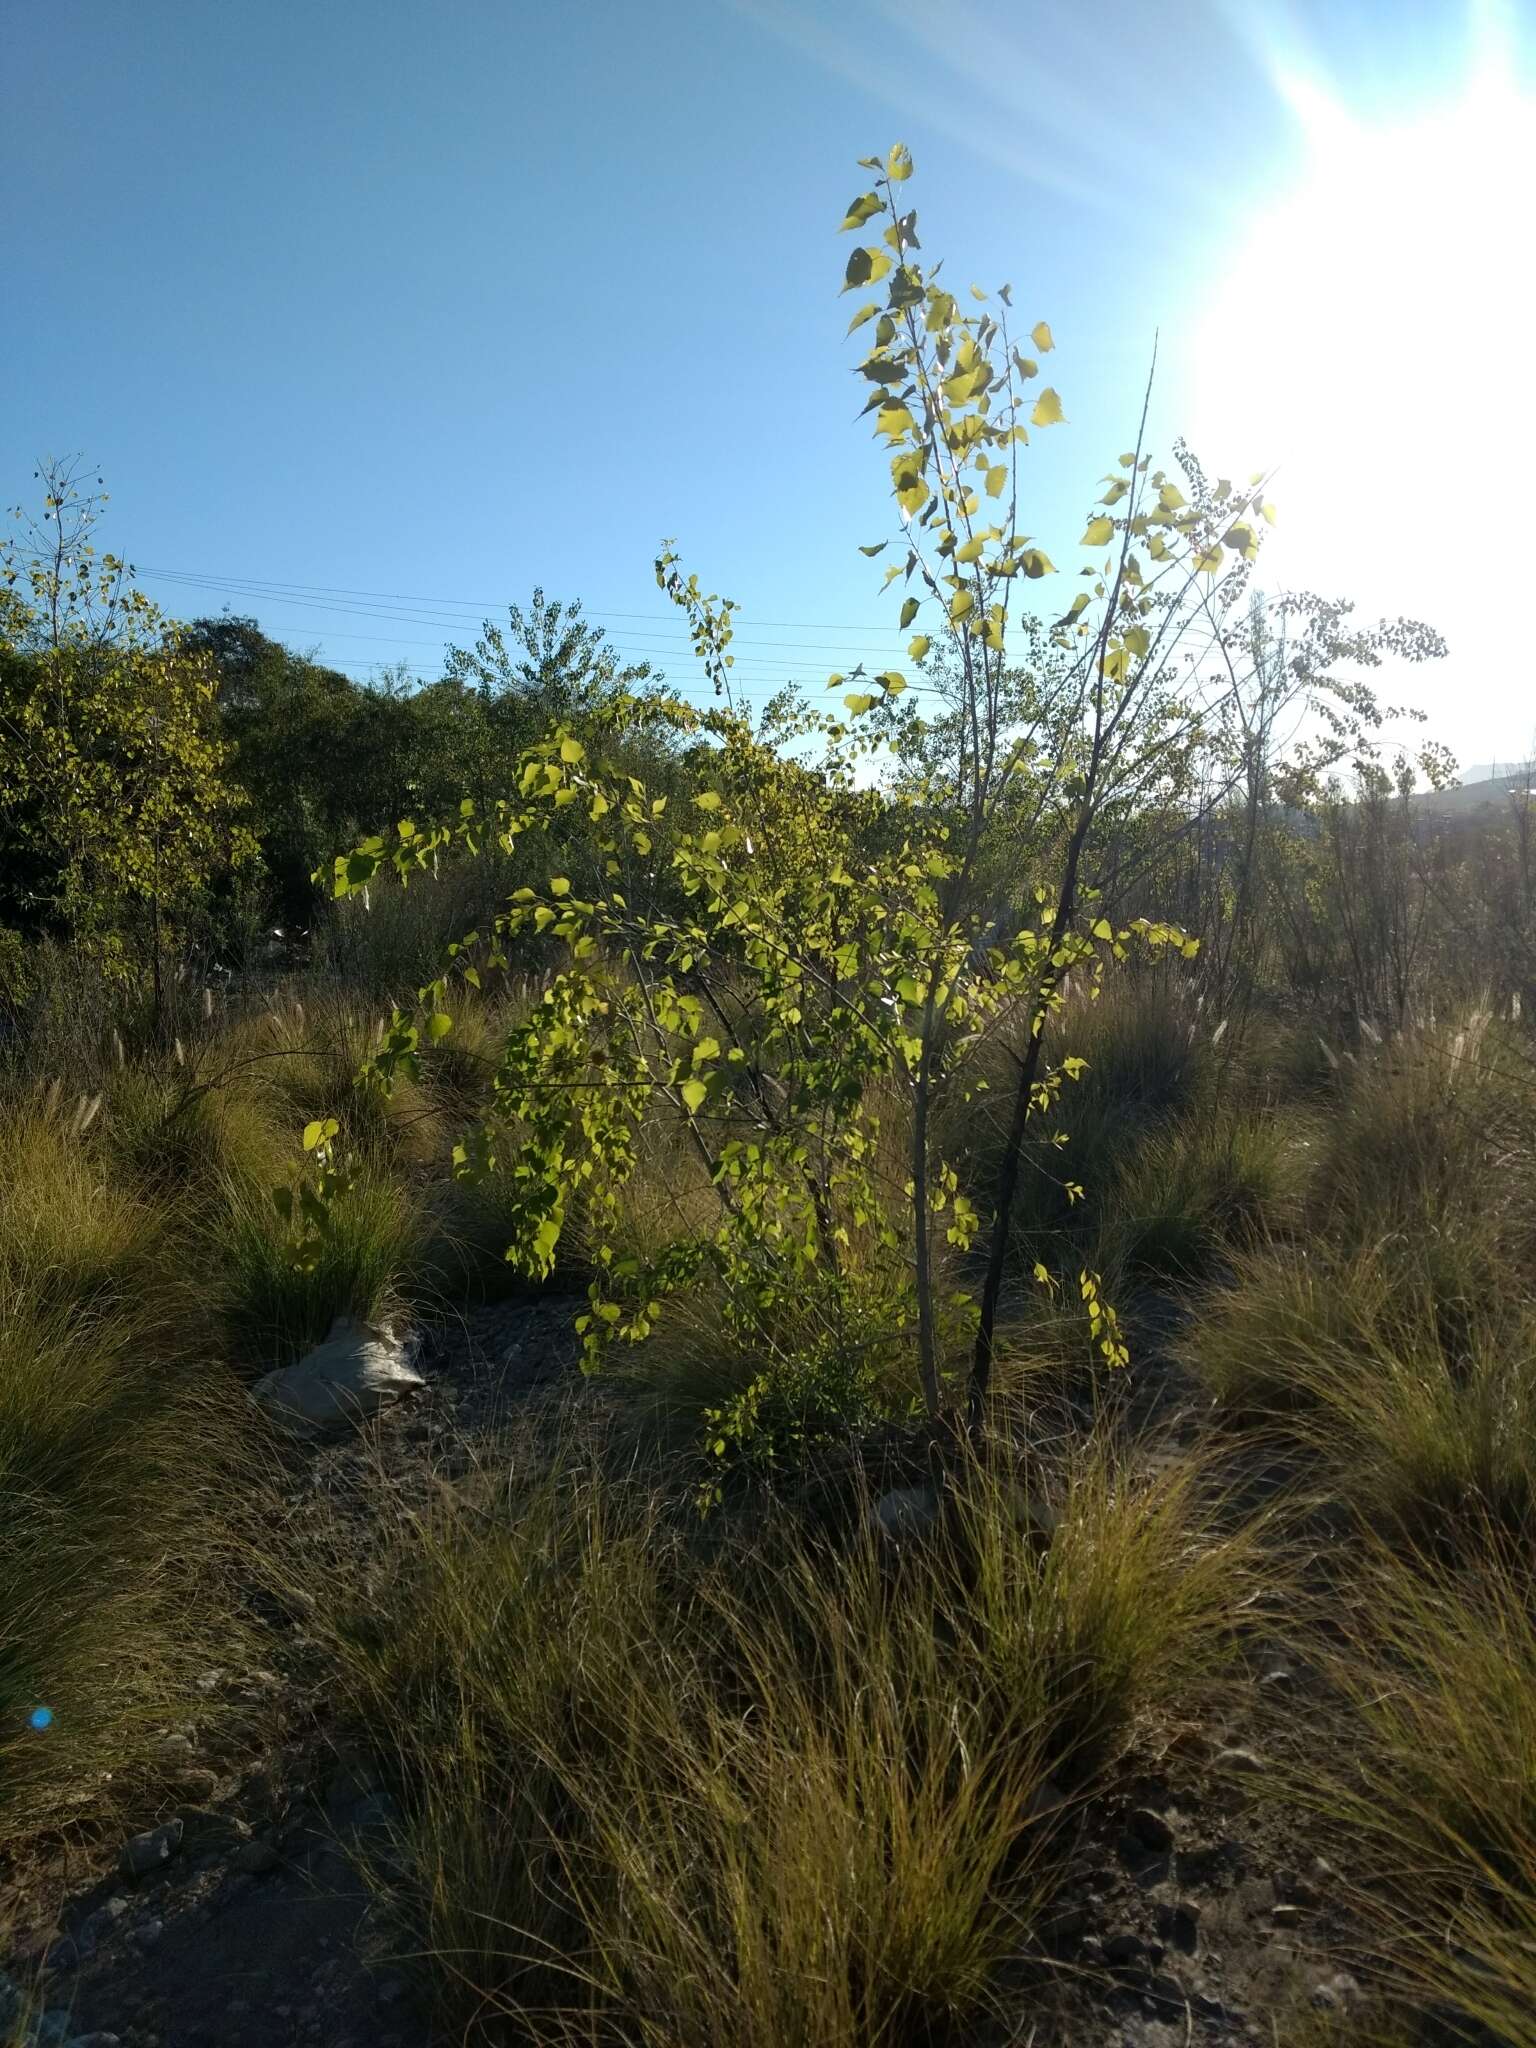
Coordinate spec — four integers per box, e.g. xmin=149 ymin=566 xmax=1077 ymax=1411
xmin=968 ymin=820 xmax=1090 ymax=1430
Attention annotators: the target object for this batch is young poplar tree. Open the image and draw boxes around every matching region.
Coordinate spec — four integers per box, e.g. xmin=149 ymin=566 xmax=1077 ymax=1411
xmin=320 ymin=145 xmax=1429 ymax=1465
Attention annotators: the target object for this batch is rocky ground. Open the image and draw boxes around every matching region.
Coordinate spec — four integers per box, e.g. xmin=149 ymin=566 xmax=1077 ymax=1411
xmin=2 ymin=1293 xmax=1377 ymax=2048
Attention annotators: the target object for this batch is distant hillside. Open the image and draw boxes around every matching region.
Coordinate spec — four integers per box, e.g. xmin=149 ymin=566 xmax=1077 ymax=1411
xmin=1412 ymin=767 xmax=1535 ymax=819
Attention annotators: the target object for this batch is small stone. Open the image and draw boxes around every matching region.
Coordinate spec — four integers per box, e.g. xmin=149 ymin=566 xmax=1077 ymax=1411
xmin=175 ymin=1806 xmax=252 ymax=1848
xmin=233 ymin=1838 xmax=281 ymax=1875
xmin=1310 ymin=1970 xmax=1361 ymax=2011
xmin=342 ymin=1789 xmax=400 ymax=1838
xmin=1177 ymin=1838 xmax=1239 ymax=1884
xmin=1043 ymin=1904 xmax=1088 ymax=1951
xmin=1147 ymin=1972 xmax=1187 ymax=2015
xmin=1193 ymin=1991 xmax=1232 ymax=2020
xmin=1104 ymin=1930 xmax=1146 ymax=1965
xmin=130 ymin=1918 xmax=164 ymax=1948
xmin=1154 ymin=1898 xmax=1201 ymax=1952
xmin=175 ymin=1768 xmax=220 ymax=1801
xmin=870 ymin=1483 xmax=939 ymax=1545
xmin=47 ymin=1934 xmax=90 ymax=1971
xmin=1271 ymin=1902 xmax=1305 ymax=1927
xmin=157 ymin=1733 xmax=194 ymax=1757
xmin=1215 ymin=1746 xmax=1264 ymax=1774
xmin=325 ymin=1759 xmax=379 ymax=1824
xmin=1078 ymin=1934 xmax=1104 ymax=1966
xmin=120 ymin=1819 xmax=184 ymax=1880
xmin=1025 ymin=1775 xmax=1068 ymax=1823
xmin=1126 ymin=1805 xmax=1176 ymax=1853
xmin=68 ymin=2034 xmax=125 ymax=2047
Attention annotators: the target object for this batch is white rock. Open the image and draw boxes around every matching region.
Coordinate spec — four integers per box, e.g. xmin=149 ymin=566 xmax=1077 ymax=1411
xmin=871 ymin=1484 xmax=940 ymax=1544
xmin=251 ymin=1317 xmax=424 ymax=1436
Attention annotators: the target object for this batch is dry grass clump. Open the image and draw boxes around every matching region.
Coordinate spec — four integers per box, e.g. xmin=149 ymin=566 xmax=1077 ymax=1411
xmin=0 ymin=1103 xmax=258 ymax=1843
xmin=1101 ymin=1108 xmax=1310 ymax=1281
xmin=213 ymin=1166 xmax=433 ymax=1374
xmin=314 ymin=1435 xmax=1264 ymax=2046
xmin=1300 ymin=1541 xmax=1536 ymax=2048
xmin=1179 ymin=1011 xmax=1536 ymax=1548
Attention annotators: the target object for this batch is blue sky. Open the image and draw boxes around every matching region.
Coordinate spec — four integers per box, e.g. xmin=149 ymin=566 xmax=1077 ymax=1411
xmin=6 ymin=0 xmax=1531 ymax=756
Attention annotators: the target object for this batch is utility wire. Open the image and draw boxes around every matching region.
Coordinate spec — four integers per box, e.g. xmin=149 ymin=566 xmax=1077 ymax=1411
xmin=135 ymin=563 xmax=912 ymax=637
xmin=133 ymin=560 xmax=955 ymax=697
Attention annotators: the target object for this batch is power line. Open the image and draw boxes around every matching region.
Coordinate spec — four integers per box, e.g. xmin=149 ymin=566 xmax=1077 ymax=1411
xmin=134 ymin=562 xmax=953 ymax=696
xmin=134 ymin=563 xmax=911 ymax=638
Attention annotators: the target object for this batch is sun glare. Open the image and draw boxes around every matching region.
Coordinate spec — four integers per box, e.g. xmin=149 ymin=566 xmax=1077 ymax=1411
xmin=1190 ymin=57 xmax=1536 ymax=756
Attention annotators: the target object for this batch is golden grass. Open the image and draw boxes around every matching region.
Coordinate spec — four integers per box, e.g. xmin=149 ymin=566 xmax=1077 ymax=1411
xmin=309 ymin=1434 xmax=1264 ymax=2046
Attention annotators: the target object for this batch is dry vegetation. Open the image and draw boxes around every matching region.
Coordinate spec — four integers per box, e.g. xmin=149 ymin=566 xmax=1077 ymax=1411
xmin=3 ymin=891 xmax=1535 ymax=2046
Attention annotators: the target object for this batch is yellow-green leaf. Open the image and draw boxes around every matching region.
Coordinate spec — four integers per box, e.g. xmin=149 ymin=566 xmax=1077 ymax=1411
xmin=950 ymin=589 xmax=975 ymax=623
xmin=840 ymin=191 xmax=883 ymax=232
xmin=985 ymin=464 xmax=1007 ymax=498
xmin=681 ymin=1077 xmax=708 ymax=1114
xmin=899 ymin=596 xmax=919 ymax=628
xmin=954 ymin=534 xmax=985 ymax=564
xmin=887 ymin=142 xmax=913 ymax=181
xmin=908 ymin=634 xmax=930 ymax=660
xmin=1081 ymin=516 xmax=1114 ymax=547
xmin=1031 ymin=387 xmax=1065 ymax=427
xmin=844 ymin=244 xmax=892 ymax=293
xmin=1031 ymin=320 xmax=1054 ymax=352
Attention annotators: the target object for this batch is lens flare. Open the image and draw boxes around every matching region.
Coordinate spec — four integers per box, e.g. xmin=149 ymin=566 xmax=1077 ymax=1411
xmin=1189 ymin=54 xmax=1536 ymax=756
